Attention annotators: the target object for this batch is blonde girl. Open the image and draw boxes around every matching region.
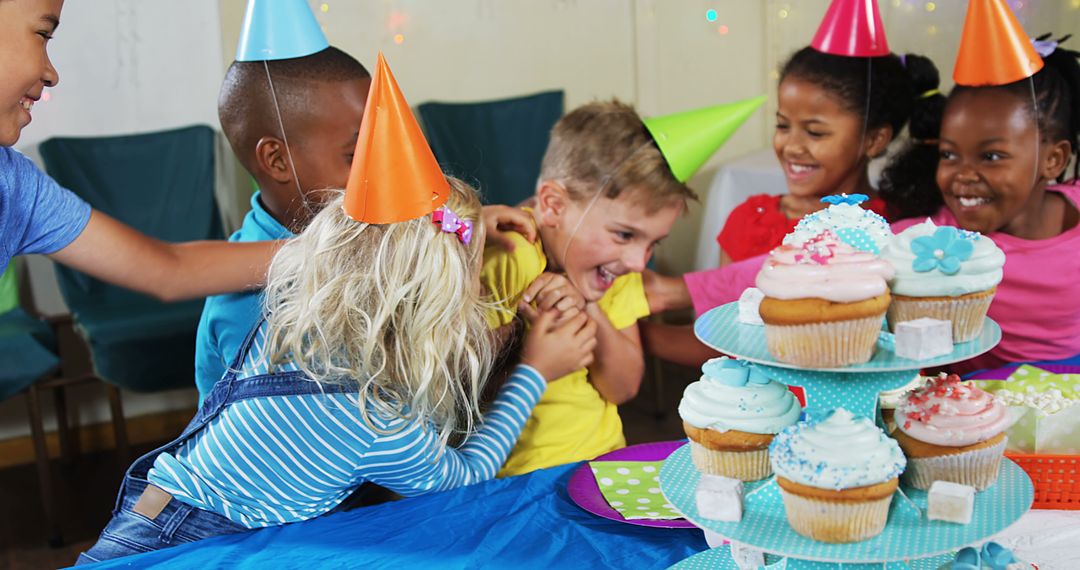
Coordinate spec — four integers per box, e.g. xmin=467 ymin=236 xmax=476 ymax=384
xmin=78 ymin=179 xmax=595 ymax=564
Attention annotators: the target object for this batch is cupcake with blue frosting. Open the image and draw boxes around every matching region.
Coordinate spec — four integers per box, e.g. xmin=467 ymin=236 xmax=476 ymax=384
xmin=679 ymin=357 xmax=802 ymax=480
xmin=770 ymin=408 xmax=906 ymax=543
xmin=881 ymin=220 xmax=1004 ymax=342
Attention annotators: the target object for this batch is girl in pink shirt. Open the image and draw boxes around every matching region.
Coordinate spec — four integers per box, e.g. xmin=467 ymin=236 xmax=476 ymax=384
xmin=652 ymin=39 xmax=1080 ymax=373
xmin=885 ymin=38 xmax=1080 ymax=373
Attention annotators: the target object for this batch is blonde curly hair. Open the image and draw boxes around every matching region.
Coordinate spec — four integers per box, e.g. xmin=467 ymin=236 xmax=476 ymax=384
xmin=262 ymin=177 xmax=493 ymax=445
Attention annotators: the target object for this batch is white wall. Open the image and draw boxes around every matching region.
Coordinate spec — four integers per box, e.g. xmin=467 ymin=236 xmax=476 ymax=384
xmin=218 ymin=0 xmax=772 ymax=275
xmin=17 ymin=0 xmax=224 ymax=149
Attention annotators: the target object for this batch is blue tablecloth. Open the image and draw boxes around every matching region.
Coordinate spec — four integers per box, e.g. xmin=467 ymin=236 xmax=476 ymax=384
xmin=78 ymin=462 xmax=709 ymax=569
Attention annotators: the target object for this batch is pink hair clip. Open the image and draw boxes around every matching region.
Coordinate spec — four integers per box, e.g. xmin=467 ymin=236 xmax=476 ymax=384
xmin=432 ymin=206 xmax=473 ymax=245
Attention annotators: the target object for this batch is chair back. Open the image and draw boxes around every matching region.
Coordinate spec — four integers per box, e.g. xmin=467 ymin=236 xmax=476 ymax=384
xmin=39 ymin=125 xmax=221 ymax=391
xmin=418 ymin=91 xmax=563 ymax=206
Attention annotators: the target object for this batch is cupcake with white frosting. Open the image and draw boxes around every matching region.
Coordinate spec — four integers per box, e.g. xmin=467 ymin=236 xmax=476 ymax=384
xmin=679 ymin=357 xmax=801 ymax=481
xmin=881 ymin=220 xmax=1004 ymax=342
xmin=770 ymin=408 xmax=906 ymax=543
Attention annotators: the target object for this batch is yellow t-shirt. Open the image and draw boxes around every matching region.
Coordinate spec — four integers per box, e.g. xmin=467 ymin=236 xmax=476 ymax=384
xmin=481 ymin=227 xmax=650 ymax=477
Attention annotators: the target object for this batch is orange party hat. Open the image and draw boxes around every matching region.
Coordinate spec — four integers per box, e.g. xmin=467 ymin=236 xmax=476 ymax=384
xmin=953 ymin=0 xmax=1043 ymax=86
xmin=343 ymin=53 xmax=449 ymax=223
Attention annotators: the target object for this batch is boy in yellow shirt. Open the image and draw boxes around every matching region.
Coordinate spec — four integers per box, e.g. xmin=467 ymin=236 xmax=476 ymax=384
xmin=482 ymin=100 xmax=694 ymax=476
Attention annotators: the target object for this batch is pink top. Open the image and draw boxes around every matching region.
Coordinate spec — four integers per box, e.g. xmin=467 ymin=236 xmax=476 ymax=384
xmin=896 ymin=374 xmax=1011 ymax=447
xmin=685 ymin=181 xmax=1080 ymax=369
xmin=755 ymin=231 xmax=894 ymax=302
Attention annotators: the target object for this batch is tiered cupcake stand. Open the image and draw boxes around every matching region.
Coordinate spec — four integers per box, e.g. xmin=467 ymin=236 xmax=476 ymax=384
xmin=659 ymin=302 xmax=1034 ymax=569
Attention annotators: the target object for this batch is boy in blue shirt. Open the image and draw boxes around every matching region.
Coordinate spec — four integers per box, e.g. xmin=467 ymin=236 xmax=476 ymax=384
xmin=194 ymin=47 xmax=373 ymax=400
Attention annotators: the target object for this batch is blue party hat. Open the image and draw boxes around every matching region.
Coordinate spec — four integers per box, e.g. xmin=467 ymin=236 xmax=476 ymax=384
xmin=236 ymin=0 xmax=329 ymax=62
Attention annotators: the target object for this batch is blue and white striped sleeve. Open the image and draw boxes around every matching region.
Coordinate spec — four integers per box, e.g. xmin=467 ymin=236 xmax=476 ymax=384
xmin=357 ymin=364 xmax=546 ymax=495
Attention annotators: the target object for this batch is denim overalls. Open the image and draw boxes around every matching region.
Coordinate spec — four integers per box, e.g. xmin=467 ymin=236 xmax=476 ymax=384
xmin=76 ymin=323 xmax=353 ymax=564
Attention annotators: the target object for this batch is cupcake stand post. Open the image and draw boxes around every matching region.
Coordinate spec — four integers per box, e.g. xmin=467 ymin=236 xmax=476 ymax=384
xmin=660 ymin=302 xmax=1034 ymax=569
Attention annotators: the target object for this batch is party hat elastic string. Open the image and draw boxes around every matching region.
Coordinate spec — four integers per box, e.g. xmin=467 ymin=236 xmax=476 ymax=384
xmin=856 ymin=58 xmax=873 ymax=164
xmin=263 ymin=61 xmax=314 ymax=222
xmin=1029 ymin=77 xmax=1041 ymax=189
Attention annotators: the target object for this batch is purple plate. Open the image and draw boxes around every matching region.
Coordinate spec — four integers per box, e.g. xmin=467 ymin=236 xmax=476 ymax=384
xmin=567 ymin=440 xmax=696 ymax=528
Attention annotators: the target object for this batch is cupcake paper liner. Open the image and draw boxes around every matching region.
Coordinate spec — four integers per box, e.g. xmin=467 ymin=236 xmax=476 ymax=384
xmin=887 ymin=292 xmax=994 ymax=343
xmin=901 ymin=436 xmax=1007 ymax=491
xmin=689 ymin=441 xmax=772 ymax=481
xmin=763 ymin=314 xmax=883 ymax=368
xmin=778 ymin=486 xmax=895 ymax=544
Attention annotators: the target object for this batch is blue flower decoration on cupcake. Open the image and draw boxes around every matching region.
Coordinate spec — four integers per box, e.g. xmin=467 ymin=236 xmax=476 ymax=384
xmin=702 ymin=357 xmax=770 ymax=387
xmin=910 ymin=226 xmax=974 ymax=275
xmin=820 ymin=193 xmax=869 ymax=206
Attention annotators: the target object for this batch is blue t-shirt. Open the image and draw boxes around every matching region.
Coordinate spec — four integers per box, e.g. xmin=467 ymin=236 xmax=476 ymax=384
xmin=193 ymin=191 xmax=293 ymax=404
xmin=0 ymin=146 xmax=92 ymax=271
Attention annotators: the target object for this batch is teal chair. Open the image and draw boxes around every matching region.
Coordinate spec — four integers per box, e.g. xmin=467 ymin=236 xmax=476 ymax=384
xmin=418 ymin=90 xmax=564 ymax=206
xmin=38 ymin=125 xmax=222 ymax=394
xmin=0 ymin=262 xmax=127 ymax=547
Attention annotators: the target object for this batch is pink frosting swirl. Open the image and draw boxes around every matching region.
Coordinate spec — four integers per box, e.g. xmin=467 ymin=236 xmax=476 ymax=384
xmin=755 ymin=231 xmax=895 ymax=302
xmin=897 ymin=374 xmax=1011 ymax=447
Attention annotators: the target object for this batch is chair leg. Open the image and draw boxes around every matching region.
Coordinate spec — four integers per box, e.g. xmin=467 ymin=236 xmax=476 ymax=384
xmin=25 ymin=384 xmax=64 ymax=547
xmin=105 ymin=383 xmax=130 ymax=462
xmin=52 ymin=385 xmax=77 ymax=463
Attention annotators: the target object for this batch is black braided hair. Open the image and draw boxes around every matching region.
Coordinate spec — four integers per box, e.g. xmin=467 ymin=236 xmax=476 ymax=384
xmin=878 ymin=54 xmax=947 ymax=220
xmin=780 ymin=47 xmax=917 ymax=135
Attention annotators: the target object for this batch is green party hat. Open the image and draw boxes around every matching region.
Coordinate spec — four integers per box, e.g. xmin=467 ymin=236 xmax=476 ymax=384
xmin=643 ymin=95 xmax=766 ymax=182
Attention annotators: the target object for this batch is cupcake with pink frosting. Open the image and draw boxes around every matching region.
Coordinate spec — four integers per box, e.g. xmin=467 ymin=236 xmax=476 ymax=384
xmin=756 ymin=230 xmax=895 ymax=368
xmin=892 ymin=373 xmax=1012 ymax=490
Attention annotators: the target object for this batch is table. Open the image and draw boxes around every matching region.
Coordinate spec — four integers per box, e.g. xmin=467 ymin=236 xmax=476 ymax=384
xmin=75 ymin=455 xmax=1080 ymax=569
xmin=693 ymin=148 xmax=785 ymax=272
xmin=77 ymin=462 xmax=707 ymax=569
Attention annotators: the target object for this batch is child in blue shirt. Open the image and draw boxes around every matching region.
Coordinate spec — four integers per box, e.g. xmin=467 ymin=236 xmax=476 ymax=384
xmin=1 ymin=0 xmax=277 ymax=300
xmin=194 ymin=47 xmax=372 ymax=402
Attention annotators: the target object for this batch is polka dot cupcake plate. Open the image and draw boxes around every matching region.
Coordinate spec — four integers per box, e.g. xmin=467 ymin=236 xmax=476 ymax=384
xmin=694 ymin=302 xmax=1001 ymax=373
xmin=668 ymin=544 xmax=951 ymax=569
xmin=567 ymin=440 xmax=697 ymax=528
xmin=660 ymin=443 xmax=1034 ymax=564
xmin=695 ymin=303 xmax=1004 ymax=418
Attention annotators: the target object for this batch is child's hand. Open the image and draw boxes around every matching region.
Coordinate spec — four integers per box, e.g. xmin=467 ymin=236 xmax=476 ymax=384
xmin=481 ymin=205 xmax=536 ymax=252
xmin=522 ymin=273 xmax=587 ymax=323
xmin=519 ymin=306 xmax=597 ymax=381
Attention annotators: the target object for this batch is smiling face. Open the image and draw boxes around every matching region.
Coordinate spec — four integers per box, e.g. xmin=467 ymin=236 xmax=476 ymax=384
xmin=773 ymin=77 xmax=881 ymax=200
xmin=936 ymin=88 xmax=1064 ymax=236
xmin=536 ymin=184 xmax=681 ymax=302
xmin=0 ymin=0 xmax=63 ymax=146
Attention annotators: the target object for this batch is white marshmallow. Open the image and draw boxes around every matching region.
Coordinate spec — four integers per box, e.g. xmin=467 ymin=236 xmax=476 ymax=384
xmin=695 ymin=474 xmax=743 ymax=522
xmin=737 ymin=287 xmax=765 ymax=326
xmin=894 ymin=318 xmax=953 ymax=360
xmin=729 ymin=542 xmax=766 ymax=570
xmin=927 ymin=480 xmax=975 ymax=524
